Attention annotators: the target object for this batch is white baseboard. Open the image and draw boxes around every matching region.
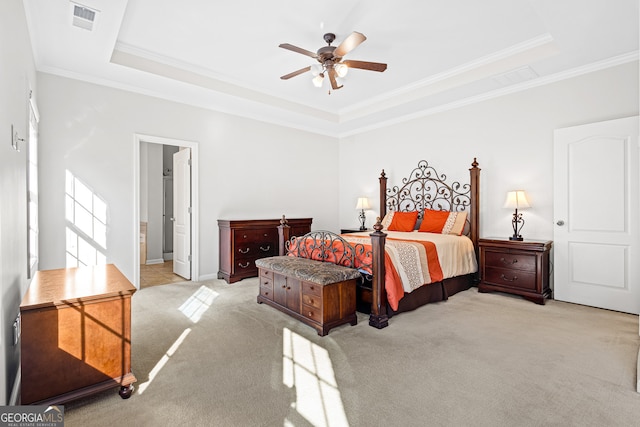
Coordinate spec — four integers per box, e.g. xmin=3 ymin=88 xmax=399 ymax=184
xmin=637 ymin=345 xmax=640 ymax=393
xmin=198 ymin=273 xmax=218 ymax=281
xmin=145 ymin=259 xmax=164 ymax=265
xmin=163 ymin=253 xmax=173 ymax=261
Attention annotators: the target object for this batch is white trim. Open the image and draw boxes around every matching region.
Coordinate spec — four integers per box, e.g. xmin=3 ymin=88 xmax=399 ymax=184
xmin=9 ymin=366 xmax=20 ymax=406
xmin=133 ymin=134 xmax=200 ymax=288
xmin=338 ymin=51 xmax=640 ymax=138
xmin=145 ymin=258 xmax=164 ymax=265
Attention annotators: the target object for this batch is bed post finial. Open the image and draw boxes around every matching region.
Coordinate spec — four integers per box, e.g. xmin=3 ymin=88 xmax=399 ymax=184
xmin=278 ymin=215 xmax=290 ymax=256
xmin=471 ymin=157 xmax=479 ymax=168
xmin=379 ymin=169 xmax=388 ymax=220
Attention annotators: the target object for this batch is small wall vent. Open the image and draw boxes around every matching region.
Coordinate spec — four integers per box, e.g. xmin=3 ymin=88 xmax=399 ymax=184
xmin=72 ymin=3 xmax=97 ymax=31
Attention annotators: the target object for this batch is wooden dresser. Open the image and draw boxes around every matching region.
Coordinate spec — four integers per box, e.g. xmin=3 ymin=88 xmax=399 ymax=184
xmin=20 ymin=264 xmax=136 ymax=405
xmin=478 ymin=238 xmax=553 ymax=304
xmin=218 ymin=218 xmax=312 ymax=283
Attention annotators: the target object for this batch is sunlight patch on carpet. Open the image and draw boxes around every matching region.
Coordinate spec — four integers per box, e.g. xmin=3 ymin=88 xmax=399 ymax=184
xmin=179 ymin=285 xmax=219 ymax=323
xmin=282 ymin=327 xmax=348 ymax=427
xmin=137 ymin=328 xmax=191 ymax=395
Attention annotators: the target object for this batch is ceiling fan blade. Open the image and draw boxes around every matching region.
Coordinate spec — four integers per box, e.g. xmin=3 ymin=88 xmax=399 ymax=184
xmin=328 ymin=68 xmax=343 ymax=90
xmin=343 ymin=60 xmax=387 ymax=72
xmin=280 ymin=66 xmax=312 ymax=80
xmin=333 ymin=31 xmax=366 ymax=58
xmin=279 ymin=43 xmax=318 ymax=59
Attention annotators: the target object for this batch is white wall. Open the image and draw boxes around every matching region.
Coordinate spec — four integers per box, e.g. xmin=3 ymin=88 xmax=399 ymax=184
xmin=339 ymin=61 xmax=639 ymax=241
xmin=0 ymin=0 xmax=37 ymax=405
xmin=37 ymin=74 xmax=340 ymax=284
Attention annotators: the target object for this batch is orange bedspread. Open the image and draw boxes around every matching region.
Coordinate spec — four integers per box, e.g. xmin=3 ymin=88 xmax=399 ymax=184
xmin=288 ymin=235 xmax=446 ymax=311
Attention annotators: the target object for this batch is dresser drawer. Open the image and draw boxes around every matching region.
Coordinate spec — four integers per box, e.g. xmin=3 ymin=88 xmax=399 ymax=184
xmin=302 ymin=281 xmax=322 ymax=297
xmin=234 ymin=228 xmax=278 ymax=245
xmin=484 ymin=251 xmax=536 ymax=272
xmin=484 ymin=266 xmax=536 ymax=291
xmin=302 ymin=304 xmax=322 ymax=323
xmin=235 ymin=242 xmax=277 ymax=260
xmin=259 ymin=269 xmax=274 ymax=299
xmin=302 ymin=293 xmax=322 ymax=309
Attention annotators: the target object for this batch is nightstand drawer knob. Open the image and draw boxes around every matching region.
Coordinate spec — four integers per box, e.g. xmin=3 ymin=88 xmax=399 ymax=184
xmin=500 ymin=274 xmax=518 ymax=282
xmin=500 ymin=257 xmax=517 ymax=265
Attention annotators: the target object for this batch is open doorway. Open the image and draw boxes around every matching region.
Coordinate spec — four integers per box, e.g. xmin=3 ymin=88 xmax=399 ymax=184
xmin=133 ymin=134 xmax=199 ymax=289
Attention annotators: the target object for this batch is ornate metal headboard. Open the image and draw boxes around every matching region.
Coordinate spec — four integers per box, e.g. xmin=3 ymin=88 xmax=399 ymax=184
xmin=378 ymin=158 xmax=480 ymax=244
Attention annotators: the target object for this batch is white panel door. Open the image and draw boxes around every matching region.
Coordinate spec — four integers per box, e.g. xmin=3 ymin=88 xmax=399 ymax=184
xmin=173 ymin=148 xmax=191 ymax=279
xmin=553 ymin=116 xmax=639 ymax=314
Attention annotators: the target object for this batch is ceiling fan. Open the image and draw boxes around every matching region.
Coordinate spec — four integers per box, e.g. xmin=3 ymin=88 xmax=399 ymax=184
xmin=279 ymin=32 xmax=387 ymax=91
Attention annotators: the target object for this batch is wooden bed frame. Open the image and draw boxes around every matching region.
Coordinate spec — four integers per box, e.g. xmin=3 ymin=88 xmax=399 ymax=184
xmin=277 ymin=158 xmax=481 ymax=330
xmin=365 ymin=158 xmax=481 ymax=329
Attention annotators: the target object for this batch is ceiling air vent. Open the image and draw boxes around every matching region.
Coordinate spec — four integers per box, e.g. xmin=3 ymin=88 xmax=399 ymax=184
xmin=72 ymin=3 xmax=97 ymax=31
xmin=493 ymin=66 xmax=539 ymax=87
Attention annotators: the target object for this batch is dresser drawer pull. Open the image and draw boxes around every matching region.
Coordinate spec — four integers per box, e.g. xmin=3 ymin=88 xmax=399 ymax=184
xmin=238 ymin=247 xmax=250 ymax=254
xmin=500 ymin=257 xmax=517 ymax=265
xmin=308 ymin=311 xmax=314 ymax=317
xmin=259 ymin=245 xmax=271 ymax=252
xmin=500 ymin=273 xmax=518 ymax=282
xmin=238 ymin=262 xmax=250 ymax=269
xmin=308 ymin=298 xmax=314 ymax=305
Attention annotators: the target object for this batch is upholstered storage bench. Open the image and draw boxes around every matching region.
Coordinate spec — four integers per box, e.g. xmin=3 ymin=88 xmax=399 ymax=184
xmin=256 ymin=256 xmax=361 ymax=336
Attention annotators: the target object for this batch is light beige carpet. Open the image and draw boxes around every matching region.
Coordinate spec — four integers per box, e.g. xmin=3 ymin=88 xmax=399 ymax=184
xmin=63 ymin=278 xmax=640 ymax=427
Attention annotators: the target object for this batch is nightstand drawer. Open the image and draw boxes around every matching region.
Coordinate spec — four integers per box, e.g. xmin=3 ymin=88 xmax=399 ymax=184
xmin=484 ymin=266 xmax=537 ymax=291
xmin=484 ymin=251 xmax=536 ymax=272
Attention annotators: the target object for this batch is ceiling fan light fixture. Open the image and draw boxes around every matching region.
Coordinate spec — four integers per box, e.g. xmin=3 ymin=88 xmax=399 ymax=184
xmin=312 ymin=73 xmax=324 ymax=87
xmin=310 ymin=63 xmax=323 ymax=76
xmin=334 ymin=63 xmax=348 ymax=78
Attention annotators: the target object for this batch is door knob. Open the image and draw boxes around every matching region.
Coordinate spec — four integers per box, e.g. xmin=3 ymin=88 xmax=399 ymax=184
xmin=556 ymin=220 xmax=565 ymax=226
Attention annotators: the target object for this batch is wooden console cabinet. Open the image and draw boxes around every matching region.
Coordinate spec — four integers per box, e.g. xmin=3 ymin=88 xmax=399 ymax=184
xmin=478 ymin=238 xmax=552 ymax=304
xmin=218 ymin=218 xmax=312 ymax=283
xmin=20 ymin=264 xmax=136 ymax=405
xmin=257 ymin=268 xmax=357 ymax=336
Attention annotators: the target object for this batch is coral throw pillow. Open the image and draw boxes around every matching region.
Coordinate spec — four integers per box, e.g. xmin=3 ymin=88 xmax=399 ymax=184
xmin=419 ymin=209 xmax=467 ymax=235
xmin=387 ymin=211 xmax=419 ymax=232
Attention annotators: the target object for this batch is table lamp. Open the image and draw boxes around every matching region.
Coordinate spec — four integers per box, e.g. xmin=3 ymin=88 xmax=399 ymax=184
xmin=355 ymin=197 xmax=371 ymax=230
xmin=504 ymin=190 xmax=530 ymax=241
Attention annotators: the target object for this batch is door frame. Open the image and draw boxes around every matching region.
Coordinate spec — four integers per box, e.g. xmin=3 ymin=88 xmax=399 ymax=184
xmin=132 ymin=134 xmax=199 ymax=289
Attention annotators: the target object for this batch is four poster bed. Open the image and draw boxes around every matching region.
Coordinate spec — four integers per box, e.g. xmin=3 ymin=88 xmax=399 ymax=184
xmin=266 ymin=158 xmax=481 ymax=331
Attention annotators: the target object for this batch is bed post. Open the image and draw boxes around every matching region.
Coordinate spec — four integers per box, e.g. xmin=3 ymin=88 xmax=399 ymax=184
xmin=379 ymin=169 xmax=387 ymax=220
xmin=278 ymin=215 xmax=290 ymax=256
xmin=369 ymin=218 xmax=389 ymax=329
xmin=469 ymin=158 xmax=481 ymax=279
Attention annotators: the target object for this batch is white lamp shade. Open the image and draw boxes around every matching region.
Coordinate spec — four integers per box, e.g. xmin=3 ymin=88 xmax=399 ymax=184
xmin=504 ymin=190 xmax=531 ymax=209
xmin=355 ymin=197 xmax=371 ymax=210
xmin=312 ymin=73 xmax=324 ymax=87
xmin=335 ymin=63 xmax=349 ymax=78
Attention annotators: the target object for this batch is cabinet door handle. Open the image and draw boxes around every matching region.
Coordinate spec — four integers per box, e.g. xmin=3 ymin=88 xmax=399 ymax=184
xmin=259 ymin=245 xmax=270 ymax=252
xmin=238 ymin=247 xmax=250 ymax=254
xmin=500 ymin=274 xmax=518 ymax=282
xmin=238 ymin=262 xmax=250 ymax=269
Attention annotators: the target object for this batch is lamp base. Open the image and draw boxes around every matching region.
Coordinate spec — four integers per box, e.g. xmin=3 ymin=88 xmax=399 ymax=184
xmin=509 ymin=236 xmax=523 ymax=241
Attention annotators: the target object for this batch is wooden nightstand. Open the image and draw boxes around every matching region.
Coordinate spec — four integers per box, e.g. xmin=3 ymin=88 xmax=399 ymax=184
xmin=340 ymin=228 xmax=369 ymax=234
xmin=478 ymin=238 xmax=552 ymax=304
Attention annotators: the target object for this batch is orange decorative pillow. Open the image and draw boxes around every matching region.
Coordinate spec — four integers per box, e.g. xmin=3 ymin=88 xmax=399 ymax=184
xmin=387 ymin=211 xmax=419 ymax=232
xmin=418 ymin=209 xmax=467 ymax=235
